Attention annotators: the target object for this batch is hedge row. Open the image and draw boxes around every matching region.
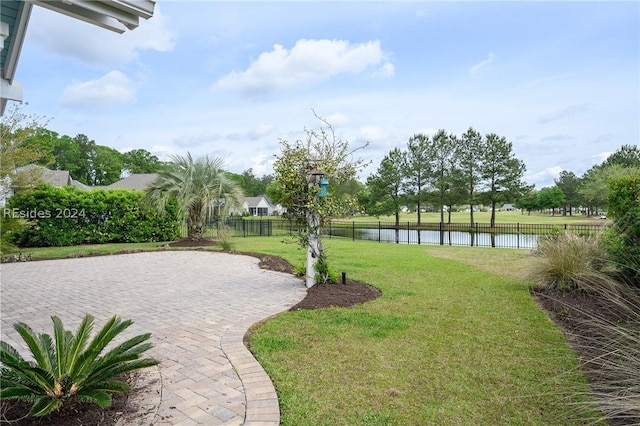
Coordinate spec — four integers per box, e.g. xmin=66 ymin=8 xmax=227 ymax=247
xmin=4 ymin=184 xmax=180 ymax=247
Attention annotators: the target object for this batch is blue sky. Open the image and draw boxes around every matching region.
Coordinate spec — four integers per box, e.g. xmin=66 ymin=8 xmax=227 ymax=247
xmin=16 ymin=1 xmax=640 ymax=187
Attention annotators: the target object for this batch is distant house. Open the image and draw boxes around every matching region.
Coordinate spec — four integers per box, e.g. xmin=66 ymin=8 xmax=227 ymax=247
xmin=500 ymin=203 xmax=517 ymax=212
xmin=242 ymin=195 xmax=276 ymax=216
xmin=1 ymin=167 xmax=282 ymax=218
xmin=1 ymin=165 xmax=89 ymax=206
xmin=108 ymin=173 xmax=159 ymax=190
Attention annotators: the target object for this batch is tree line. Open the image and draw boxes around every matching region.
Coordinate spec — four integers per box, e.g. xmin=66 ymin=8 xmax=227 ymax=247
xmin=3 ymin=107 xmax=637 ymax=221
xmin=520 ymin=144 xmax=640 ymax=216
xmin=361 ymin=128 xmax=528 ymax=227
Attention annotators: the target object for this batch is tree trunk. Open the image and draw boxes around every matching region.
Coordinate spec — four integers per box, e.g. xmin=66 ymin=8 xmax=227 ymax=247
xmin=187 ymin=215 xmax=204 ymax=240
xmin=490 ymin=200 xmax=497 ymax=227
xmin=394 ymin=210 xmax=400 ymax=244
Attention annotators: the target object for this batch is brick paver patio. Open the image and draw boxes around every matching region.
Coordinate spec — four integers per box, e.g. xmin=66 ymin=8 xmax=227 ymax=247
xmin=0 ymin=251 xmax=307 ymax=425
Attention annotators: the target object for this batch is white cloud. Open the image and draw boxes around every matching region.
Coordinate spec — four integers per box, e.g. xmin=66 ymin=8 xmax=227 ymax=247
xmin=213 ymin=39 xmax=392 ymax=95
xmin=469 ymin=52 xmax=495 ymax=75
xmin=538 ymin=103 xmax=591 ymax=124
xmin=150 ymin=145 xmax=175 ymax=161
xmin=61 ymin=71 xmax=136 ymax=108
xmin=592 ymin=151 xmax=613 ymax=164
xmin=375 ymin=62 xmax=395 ymax=78
xmin=325 ymin=113 xmax=351 ymax=126
xmin=525 ymin=166 xmax=563 ymax=188
xmin=30 ymin=5 xmax=175 ymax=66
xmin=359 ymin=125 xmax=390 ymax=142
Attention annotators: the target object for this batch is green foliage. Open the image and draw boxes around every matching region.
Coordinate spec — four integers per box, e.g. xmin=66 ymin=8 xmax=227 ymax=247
xmin=480 ymin=133 xmax=528 ymax=227
xmin=605 ymin=173 xmax=640 ymax=282
xmin=5 ymin=184 xmax=179 ymax=247
xmin=122 ymin=149 xmax=162 ymax=174
xmin=0 ymin=314 xmax=158 ymax=417
xmin=528 ymin=233 xmax=610 ymax=292
xmin=555 ymin=170 xmax=581 ymax=214
xmin=272 ymin=113 xmax=368 ymax=285
xmin=228 ymin=169 xmax=273 ymax=197
xmin=145 ymin=153 xmax=244 ymax=240
xmin=314 ymin=253 xmax=338 ymax=284
xmin=0 ymin=215 xmax=30 ymax=255
xmin=537 ymin=186 xmax=566 ymax=214
xmin=366 ymin=148 xmax=406 ymax=225
xmin=216 ymin=226 xmax=235 ymax=252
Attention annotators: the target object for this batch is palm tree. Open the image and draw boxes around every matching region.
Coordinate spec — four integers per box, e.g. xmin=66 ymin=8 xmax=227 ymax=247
xmin=145 ymin=153 xmax=244 ymax=240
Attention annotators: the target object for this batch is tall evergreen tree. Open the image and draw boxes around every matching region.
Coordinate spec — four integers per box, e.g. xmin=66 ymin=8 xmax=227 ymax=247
xmin=457 ymin=127 xmax=484 ymax=226
xmin=404 ymin=134 xmax=432 ymax=224
xmin=555 ymin=170 xmax=581 ymax=215
xmin=480 ymin=133 xmax=527 ymax=227
xmin=431 ymin=130 xmax=455 ymax=224
xmin=366 ymin=148 xmax=406 ymax=242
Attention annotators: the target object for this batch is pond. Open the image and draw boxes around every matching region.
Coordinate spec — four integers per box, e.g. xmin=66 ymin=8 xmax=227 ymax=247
xmin=326 ymin=227 xmax=540 ymax=249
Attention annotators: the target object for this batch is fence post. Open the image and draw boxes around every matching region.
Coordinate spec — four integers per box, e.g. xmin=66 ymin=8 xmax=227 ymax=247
xmin=439 ymin=221 xmax=444 ymax=245
xmin=352 ymin=221 xmax=355 ymax=241
xmin=517 ymin=223 xmax=520 ymax=249
xmin=378 ymin=221 xmax=381 ymax=243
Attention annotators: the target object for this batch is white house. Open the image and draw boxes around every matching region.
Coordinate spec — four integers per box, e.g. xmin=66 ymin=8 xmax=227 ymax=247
xmin=242 ymin=195 xmax=276 ymax=216
xmin=500 ymin=203 xmax=517 ymax=211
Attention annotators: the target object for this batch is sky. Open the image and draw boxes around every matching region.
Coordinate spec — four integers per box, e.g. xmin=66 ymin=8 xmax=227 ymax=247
xmin=13 ymin=1 xmax=640 ymax=188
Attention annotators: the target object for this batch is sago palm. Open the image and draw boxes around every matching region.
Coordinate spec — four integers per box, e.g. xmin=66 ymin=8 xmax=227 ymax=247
xmin=145 ymin=153 xmax=244 ymax=240
xmin=0 ymin=314 xmax=158 ymax=417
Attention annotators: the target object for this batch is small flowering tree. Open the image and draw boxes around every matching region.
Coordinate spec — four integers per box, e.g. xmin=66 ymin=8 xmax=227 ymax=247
xmin=271 ymin=112 xmax=368 ymax=287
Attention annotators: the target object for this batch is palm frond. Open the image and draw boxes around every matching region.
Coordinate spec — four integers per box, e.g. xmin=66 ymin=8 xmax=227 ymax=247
xmin=67 ymin=314 xmax=94 ymax=376
xmin=0 ymin=384 xmax=45 ymax=401
xmin=75 ymin=316 xmax=132 ymax=377
xmin=38 ymin=333 xmax=55 ymax=373
xmin=13 ymin=322 xmax=49 ymax=369
xmin=0 ymin=341 xmax=25 ymax=364
xmin=75 ymin=389 xmax=112 ymax=408
xmin=52 ymin=316 xmax=68 ymax=378
xmin=85 ymin=380 xmax=130 ymax=394
xmin=83 ymin=358 xmax=158 ymax=387
xmin=30 ymin=396 xmax=63 ymax=417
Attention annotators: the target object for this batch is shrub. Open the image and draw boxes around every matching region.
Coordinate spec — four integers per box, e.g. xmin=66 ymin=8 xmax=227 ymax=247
xmin=216 ymin=226 xmax=235 ymax=252
xmin=528 ymin=233 xmax=609 ymax=292
xmin=0 ymin=314 xmax=159 ymax=417
xmin=579 ymin=290 xmax=640 ymax=423
xmin=5 ymin=184 xmax=180 ymax=247
xmin=0 ymin=215 xmax=29 ymax=255
xmin=605 ymin=174 xmax=640 ymax=283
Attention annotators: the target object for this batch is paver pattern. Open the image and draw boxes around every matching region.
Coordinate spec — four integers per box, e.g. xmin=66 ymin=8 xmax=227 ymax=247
xmin=1 ymin=251 xmax=307 ymax=425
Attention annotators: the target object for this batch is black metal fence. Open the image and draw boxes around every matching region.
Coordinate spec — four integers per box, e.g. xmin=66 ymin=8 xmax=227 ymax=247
xmin=182 ymin=218 xmax=607 ymax=250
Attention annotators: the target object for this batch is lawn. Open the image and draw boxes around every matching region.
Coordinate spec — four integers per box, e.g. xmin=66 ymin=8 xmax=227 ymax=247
xmin=9 ymin=238 xmax=601 ymax=424
xmin=232 ymin=237 xmax=599 ymax=425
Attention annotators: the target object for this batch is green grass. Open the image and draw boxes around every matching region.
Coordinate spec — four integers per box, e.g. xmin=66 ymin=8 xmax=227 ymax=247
xmin=9 ymin=237 xmax=602 ymax=424
xmin=233 ymin=238 xmax=601 ymax=425
xmin=13 ymin=242 xmax=171 ymax=260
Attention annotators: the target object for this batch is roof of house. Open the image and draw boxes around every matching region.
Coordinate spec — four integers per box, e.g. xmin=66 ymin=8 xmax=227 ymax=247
xmin=15 ymin=164 xmax=71 ymax=187
xmin=244 ymin=195 xmax=274 ymax=208
xmin=107 ymin=173 xmax=158 ymax=190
